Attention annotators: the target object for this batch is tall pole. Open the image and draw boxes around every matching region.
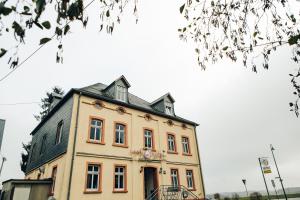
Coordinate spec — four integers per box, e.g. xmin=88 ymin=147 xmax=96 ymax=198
xmin=242 ymin=179 xmax=249 ymax=197
xmin=258 ymin=158 xmax=271 ymax=200
xmin=270 ymin=144 xmax=288 ymax=200
xmin=271 ymin=179 xmax=279 ymax=200
xmin=0 ymin=156 xmax=7 ymax=178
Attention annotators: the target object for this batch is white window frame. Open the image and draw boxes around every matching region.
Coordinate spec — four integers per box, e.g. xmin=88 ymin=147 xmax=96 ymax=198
xmin=90 ymin=119 xmax=103 ymax=141
xmin=165 ymin=103 xmax=173 ymax=115
xmin=182 ymin=137 xmax=190 ymax=154
xmin=114 ymin=166 xmax=125 ymax=190
xmin=86 ymin=164 xmax=100 ymax=191
xmin=144 ymin=130 xmax=153 ymax=149
xmin=168 ymin=134 xmax=176 ymax=152
xmin=171 ymin=169 xmax=179 ymax=187
xmin=115 ymin=124 xmax=125 ymax=144
xmin=186 ymin=170 xmax=194 ymax=189
xmin=55 ymin=121 xmax=63 ymax=145
xmin=116 ymin=85 xmax=127 ymax=102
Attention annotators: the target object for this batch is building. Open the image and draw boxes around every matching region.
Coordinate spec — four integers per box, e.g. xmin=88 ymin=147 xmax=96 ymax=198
xmin=25 ymin=76 xmax=205 ymax=200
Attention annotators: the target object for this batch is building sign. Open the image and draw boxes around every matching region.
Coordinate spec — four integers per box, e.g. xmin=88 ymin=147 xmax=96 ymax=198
xmin=260 ymin=158 xmax=272 ymax=174
xmin=0 ymin=119 xmax=5 ymax=151
xmin=131 ymin=149 xmax=164 ymax=160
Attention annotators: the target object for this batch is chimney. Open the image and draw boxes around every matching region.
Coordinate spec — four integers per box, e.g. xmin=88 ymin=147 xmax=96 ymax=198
xmin=49 ymin=92 xmax=63 ymax=111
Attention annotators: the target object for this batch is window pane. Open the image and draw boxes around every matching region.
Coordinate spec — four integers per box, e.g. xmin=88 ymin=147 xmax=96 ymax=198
xmin=93 ymin=174 xmax=98 ymax=189
xmin=115 ymin=175 xmax=119 ymax=188
xmin=90 ymin=127 xmax=95 ymax=140
xmin=87 ymin=174 xmax=92 ymax=189
xmin=119 ymin=175 xmax=124 ymax=188
xmin=96 ymin=128 xmax=100 ymax=140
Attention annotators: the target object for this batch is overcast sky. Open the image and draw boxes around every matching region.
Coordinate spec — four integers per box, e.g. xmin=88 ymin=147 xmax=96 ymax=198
xmin=0 ymin=0 xmax=299 ymax=195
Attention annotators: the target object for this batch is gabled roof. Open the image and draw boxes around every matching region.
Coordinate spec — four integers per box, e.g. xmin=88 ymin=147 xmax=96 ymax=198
xmin=30 ymin=79 xmax=198 ymax=135
xmin=103 ymin=75 xmax=131 ymax=92
xmin=151 ymin=93 xmax=175 ymax=106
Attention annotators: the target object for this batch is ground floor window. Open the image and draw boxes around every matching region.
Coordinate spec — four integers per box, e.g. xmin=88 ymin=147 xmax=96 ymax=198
xmin=85 ymin=163 xmax=101 ymax=192
xmin=186 ymin=170 xmax=195 ymax=190
xmin=170 ymin=169 xmax=179 ymax=187
xmin=114 ymin=165 xmax=127 ymax=192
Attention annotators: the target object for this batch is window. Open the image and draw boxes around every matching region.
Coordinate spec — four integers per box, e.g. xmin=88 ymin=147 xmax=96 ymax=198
xmin=30 ymin=144 xmax=36 ymax=163
xmin=40 ymin=135 xmax=47 ymax=155
xmin=182 ymin=137 xmax=191 ymax=155
xmin=186 ymin=170 xmax=195 ymax=190
xmin=144 ymin=129 xmax=154 ymax=149
xmin=114 ymin=165 xmax=127 ymax=192
xmin=89 ymin=118 xmax=104 ymax=143
xmin=167 ymin=134 xmax=177 ymax=153
xmin=55 ymin=120 xmax=63 ymax=145
xmin=116 ymin=85 xmax=127 ymax=102
xmin=165 ymin=103 xmax=173 ymax=115
xmin=171 ymin=169 xmax=179 ymax=187
xmin=85 ymin=163 xmax=101 ymax=192
xmin=51 ymin=166 xmax=57 ymax=194
xmin=114 ymin=123 xmax=127 ymax=146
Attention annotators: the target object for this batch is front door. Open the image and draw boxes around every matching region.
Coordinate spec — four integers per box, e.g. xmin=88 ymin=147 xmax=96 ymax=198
xmin=144 ymin=167 xmax=158 ymax=200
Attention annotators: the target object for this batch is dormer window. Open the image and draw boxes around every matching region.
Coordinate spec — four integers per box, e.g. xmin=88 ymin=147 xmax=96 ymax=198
xmin=165 ymin=103 xmax=173 ymax=115
xmin=116 ymin=85 xmax=127 ymax=102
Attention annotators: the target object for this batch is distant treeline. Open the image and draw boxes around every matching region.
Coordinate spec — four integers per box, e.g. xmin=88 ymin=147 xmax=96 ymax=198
xmin=213 ymin=192 xmax=300 ymax=200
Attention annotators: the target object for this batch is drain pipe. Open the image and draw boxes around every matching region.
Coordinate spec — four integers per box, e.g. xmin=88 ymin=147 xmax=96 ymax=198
xmin=194 ymin=126 xmax=206 ymax=198
xmin=67 ymin=92 xmax=82 ymax=200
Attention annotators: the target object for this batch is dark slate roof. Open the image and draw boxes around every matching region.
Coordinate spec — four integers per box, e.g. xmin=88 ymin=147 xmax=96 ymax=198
xmin=77 ymin=83 xmax=198 ymax=126
xmin=30 ymin=81 xmax=198 ymax=135
xmin=2 ymin=178 xmax=52 ymax=185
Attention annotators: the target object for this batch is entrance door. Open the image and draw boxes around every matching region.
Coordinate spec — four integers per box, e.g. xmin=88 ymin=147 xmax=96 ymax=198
xmin=144 ymin=167 xmax=158 ymax=200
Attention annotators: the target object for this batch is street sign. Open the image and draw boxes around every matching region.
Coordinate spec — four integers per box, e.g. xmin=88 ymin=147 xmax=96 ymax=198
xmin=260 ymin=158 xmax=272 ymax=174
xmin=0 ymin=119 xmax=5 ymax=151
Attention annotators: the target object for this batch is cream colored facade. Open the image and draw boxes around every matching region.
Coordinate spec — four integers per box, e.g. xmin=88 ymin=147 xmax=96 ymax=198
xmin=26 ymin=93 xmax=205 ymax=200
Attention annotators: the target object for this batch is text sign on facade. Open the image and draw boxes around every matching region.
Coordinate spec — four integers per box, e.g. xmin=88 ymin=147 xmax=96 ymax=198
xmin=0 ymin=119 xmax=5 ymax=151
xmin=260 ymin=158 xmax=272 ymax=174
xmin=131 ymin=149 xmax=164 ymax=160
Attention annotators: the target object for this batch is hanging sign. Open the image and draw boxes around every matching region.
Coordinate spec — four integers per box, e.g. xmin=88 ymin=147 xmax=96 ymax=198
xmin=260 ymin=158 xmax=272 ymax=174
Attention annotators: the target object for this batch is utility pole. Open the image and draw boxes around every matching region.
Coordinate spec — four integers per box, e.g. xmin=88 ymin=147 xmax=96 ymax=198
xmin=270 ymin=144 xmax=288 ymax=200
xmin=271 ymin=179 xmax=279 ymax=200
xmin=258 ymin=157 xmax=271 ymax=200
xmin=242 ymin=179 xmax=249 ymax=197
xmin=0 ymin=156 xmax=7 ymax=178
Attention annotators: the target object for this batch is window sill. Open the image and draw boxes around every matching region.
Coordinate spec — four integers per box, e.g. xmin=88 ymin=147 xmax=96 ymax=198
xmin=113 ymin=190 xmax=128 ymax=193
xmin=167 ymin=151 xmax=178 ymax=154
xmin=143 ymin=148 xmax=156 ymax=152
xmin=112 ymin=144 xmax=128 ymax=148
xmin=84 ymin=190 xmax=102 ymax=194
xmin=187 ymin=188 xmax=196 ymax=191
xmin=86 ymin=140 xmax=105 ymax=145
xmin=182 ymin=153 xmax=192 ymax=156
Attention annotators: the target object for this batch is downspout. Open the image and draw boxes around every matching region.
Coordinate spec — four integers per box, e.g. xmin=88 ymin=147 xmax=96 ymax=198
xmin=194 ymin=126 xmax=206 ymax=198
xmin=67 ymin=92 xmax=82 ymax=200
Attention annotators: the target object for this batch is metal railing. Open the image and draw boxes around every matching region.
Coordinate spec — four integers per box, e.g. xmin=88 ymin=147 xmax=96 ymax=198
xmin=145 ymin=185 xmax=201 ymax=200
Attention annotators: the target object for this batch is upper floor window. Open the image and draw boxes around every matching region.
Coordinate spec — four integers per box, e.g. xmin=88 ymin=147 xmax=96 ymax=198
xmin=144 ymin=129 xmax=154 ymax=150
xmin=116 ymin=85 xmax=127 ymax=102
xmin=51 ymin=166 xmax=57 ymax=194
xmin=55 ymin=120 xmax=63 ymax=145
xmin=167 ymin=134 xmax=177 ymax=153
xmin=182 ymin=137 xmax=191 ymax=155
xmin=114 ymin=123 xmax=127 ymax=146
xmin=186 ymin=170 xmax=195 ymax=190
xmin=165 ymin=103 xmax=173 ymax=115
xmin=89 ymin=118 xmax=104 ymax=143
xmin=85 ymin=163 xmax=101 ymax=192
xmin=171 ymin=169 xmax=179 ymax=187
xmin=40 ymin=135 xmax=47 ymax=155
xmin=114 ymin=165 xmax=127 ymax=192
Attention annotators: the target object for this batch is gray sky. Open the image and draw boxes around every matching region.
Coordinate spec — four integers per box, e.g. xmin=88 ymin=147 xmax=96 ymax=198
xmin=0 ymin=0 xmax=299 ymax=194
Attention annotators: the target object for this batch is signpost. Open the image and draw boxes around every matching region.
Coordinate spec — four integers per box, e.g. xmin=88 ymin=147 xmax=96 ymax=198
xmin=271 ymin=179 xmax=280 ymax=200
xmin=259 ymin=157 xmax=271 ymax=200
xmin=242 ymin=179 xmax=249 ymax=197
xmin=0 ymin=119 xmax=5 ymax=151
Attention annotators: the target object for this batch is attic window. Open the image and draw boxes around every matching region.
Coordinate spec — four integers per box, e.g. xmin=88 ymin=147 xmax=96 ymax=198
xmin=116 ymin=85 xmax=127 ymax=102
xmin=165 ymin=103 xmax=173 ymax=115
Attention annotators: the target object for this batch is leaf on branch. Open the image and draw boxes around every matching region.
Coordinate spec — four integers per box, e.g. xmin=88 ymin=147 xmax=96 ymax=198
xmin=64 ymin=25 xmax=70 ymax=35
xmin=180 ymin=4 xmax=185 ymax=14
xmin=0 ymin=3 xmax=13 ymax=16
xmin=106 ymin=10 xmax=110 ymax=17
xmin=0 ymin=48 xmax=7 ymax=57
xmin=12 ymin=21 xmax=25 ymax=41
xmin=253 ymin=32 xmax=258 ymax=37
xmin=289 ymin=102 xmax=294 ymax=107
xmin=55 ymin=27 xmax=62 ymax=36
xmin=39 ymin=38 xmax=51 ymax=45
xmin=33 ymin=21 xmax=44 ymax=29
xmin=288 ymin=35 xmax=300 ymax=45
xmin=42 ymin=21 xmax=51 ymax=29
xmin=222 ymin=46 xmax=228 ymax=51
